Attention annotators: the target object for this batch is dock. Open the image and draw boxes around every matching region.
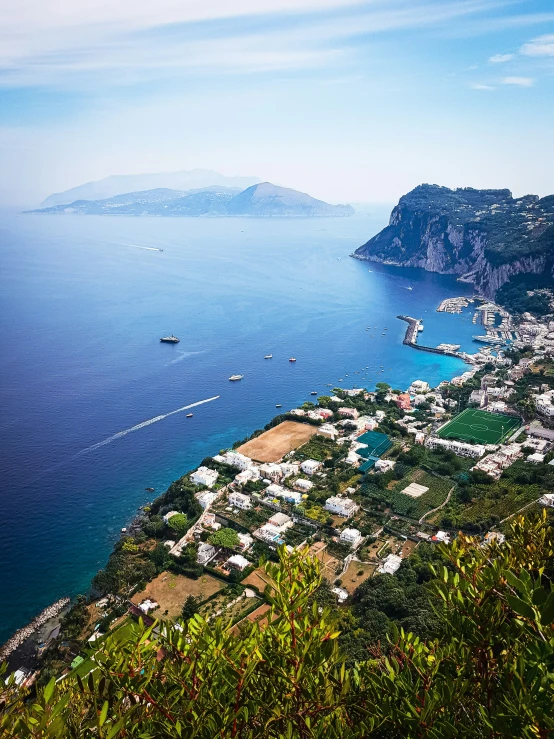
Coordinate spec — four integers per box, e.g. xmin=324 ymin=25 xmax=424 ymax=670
xmin=397 ymin=316 xmax=465 ymax=359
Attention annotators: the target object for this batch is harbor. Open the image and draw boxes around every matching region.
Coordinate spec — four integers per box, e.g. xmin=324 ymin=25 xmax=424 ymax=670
xmin=397 ymin=315 xmax=466 ymax=359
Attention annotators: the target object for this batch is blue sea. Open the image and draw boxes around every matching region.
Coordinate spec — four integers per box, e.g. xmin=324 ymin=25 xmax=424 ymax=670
xmin=0 ymin=212 xmax=478 ymax=644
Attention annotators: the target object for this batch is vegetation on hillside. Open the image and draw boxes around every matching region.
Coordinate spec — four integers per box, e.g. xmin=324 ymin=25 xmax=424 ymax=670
xmin=2 ymin=513 xmax=554 ymax=738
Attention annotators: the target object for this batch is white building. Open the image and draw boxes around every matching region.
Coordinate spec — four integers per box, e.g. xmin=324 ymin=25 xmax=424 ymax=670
xmin=226 ymin=554 xmax=250 ymax=571
xmin=237 ymin=533 xmax=254 ymax=550
xmin=300 ymin=459 xmax=322 ymax=475
xmin=265 ymin=484 xmax=303 ymax=505
xmin=213 ymin=451 xmax=252 ymax=470
xmin=279 ymin=462 xmax=299 ymax=478
xmin=378 ymin=553 xmax=402 ymax=575
xmin=374 ymin=459 xmax=395 ymax=473
xmin=410 ymin=380 xmax=430 ymax=393
xmin=325 ymin=496 xmax=359 ymax=518
xmin=197 ymin=542 xmax=217 ymax=565
xmin=294 ymin=478 xmax=313 ymax=492
xmin=340 ymin=528 xmax=362 ymax=548
xmin=332 ymin=587 xmax=349 ymax=604
xmin=196 ymin=491 xmax=217 ymax=509
xmin=191 ymin=466 xmax=219 ymax=488
xmin=268 ymin=512 xmax=293 ymax=529
xmin=527 ymin=452 xmax=545 ymax=464
xmin=234 ymin=468 xmax=260 ymax=486
xmin=432 ymin=531 xmax=451 ymax=544
xmin=163 ymin=510 xmax=180 ymax=524
xmin=317 ymin=424 xmax=338 ymax=440
xmin=483 ymin=531 xmax=506 ymax=546
xmin=539 ymin=493 xmax=554 ymax=507
xmin=259 ymin=463 xmax=283 ymax=482
xmin=228 ymin=491 xmax=252 ymax=510
xmin=426 ymin=437 xmax=485 ymax=458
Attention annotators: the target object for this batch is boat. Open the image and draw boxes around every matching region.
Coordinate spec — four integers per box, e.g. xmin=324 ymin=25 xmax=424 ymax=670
xmin=145 ymin=487 xmax=155 ymax=492
xmin=160 ymin=335 xmax=180 ymax=343
xmin=289 ymin=357 xmax=297 ymax=362
xmin=406 ymin=286 xmax=412 ymax=290
xmin=310 ymin=391 xmax=318 ymax=395
xmin=229 ymin=374 xmax=244 ymax=381
xmin=276 ymin=404 xmax=282 ymax=408
xmin=186 ymin=413 xmax=193 ymax=417
xmin=264 ymin=354 xmax=273 ymax=359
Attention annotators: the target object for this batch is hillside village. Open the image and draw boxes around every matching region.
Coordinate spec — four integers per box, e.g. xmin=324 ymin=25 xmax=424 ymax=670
xmin=10 ymin=302 xmax=554 ymax=687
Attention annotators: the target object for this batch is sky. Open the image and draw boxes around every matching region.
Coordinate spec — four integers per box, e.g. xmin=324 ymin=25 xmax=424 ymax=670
xmin=0 ymin=0 xmax=553 ymax=207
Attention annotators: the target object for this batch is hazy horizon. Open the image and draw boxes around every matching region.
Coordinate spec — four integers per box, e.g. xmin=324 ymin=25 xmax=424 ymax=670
xmin=1 ymin=0 xmax=553 ymax=207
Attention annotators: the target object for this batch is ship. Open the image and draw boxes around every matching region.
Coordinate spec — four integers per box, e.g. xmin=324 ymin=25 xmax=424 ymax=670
xmin=276 ymin=404 xmax=282 ymax=408
xmin=264 ymin=354 xmax=273 ymax=359
xmin=229 ymin=374 xmax=244 ymax=381
xmin=289 ymin=357 xmax=297 ymax=362
xmin=186 ymin=413 xmax=193 ymax=418
xmin=160 ymin=335 xmax=180 ymax=343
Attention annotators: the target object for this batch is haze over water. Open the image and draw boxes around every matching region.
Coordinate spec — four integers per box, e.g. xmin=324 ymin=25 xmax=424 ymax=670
xmin=0 ymin=212 xmax=478 ymax=643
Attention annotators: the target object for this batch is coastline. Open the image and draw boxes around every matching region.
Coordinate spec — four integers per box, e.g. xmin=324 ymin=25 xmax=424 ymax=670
xmin=1 ymin=300 xmax=483 ymax=661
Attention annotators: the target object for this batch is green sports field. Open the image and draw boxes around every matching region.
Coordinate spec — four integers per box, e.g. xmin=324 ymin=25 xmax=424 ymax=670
xmin=437 ymin=408 xmax=520 ymax=445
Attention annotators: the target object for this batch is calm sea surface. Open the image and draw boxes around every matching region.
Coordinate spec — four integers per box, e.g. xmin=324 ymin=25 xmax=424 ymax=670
xmin=0 ymin=212 xmax=478 ymax=643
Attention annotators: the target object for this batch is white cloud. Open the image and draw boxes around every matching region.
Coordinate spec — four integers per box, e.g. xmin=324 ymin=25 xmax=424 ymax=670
xmin=520 ymin=34 xmax=554 ymax=57
xmin=0 ymin=0 xmax=506 ymax=89
xmin=502 ymin=76 xmax=535 ymax=87
xmin=488 ymin=53 xmax=513 ymax=63
xmin=470 ymin=83 xmax=495 ymax=90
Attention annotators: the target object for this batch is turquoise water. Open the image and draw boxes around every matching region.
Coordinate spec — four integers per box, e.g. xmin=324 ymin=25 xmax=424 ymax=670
xmin=0 ymin=212 xmax=477 ymax=643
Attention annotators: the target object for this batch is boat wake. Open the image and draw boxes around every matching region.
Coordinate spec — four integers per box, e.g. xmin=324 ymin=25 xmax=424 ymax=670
xmin=26 ymin=396 xmax=220 ymax=485
xmin=116 ymin=243 xmax=163 ymax=252
xmin=75 ymin=396 xmax=220 ymax=457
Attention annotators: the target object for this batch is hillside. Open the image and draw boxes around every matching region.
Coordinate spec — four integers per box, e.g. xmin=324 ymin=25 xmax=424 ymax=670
xmin=40 ymin=169 xmax=261 ymax=208
xmin=352 ymin=184 xmax=554 ymax=299
xmin=27 ymin=183 xmax=354 ymax=218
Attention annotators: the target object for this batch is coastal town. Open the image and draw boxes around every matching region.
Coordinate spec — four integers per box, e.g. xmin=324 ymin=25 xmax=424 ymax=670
xmin=6 ymin=292 xmax=554 ymax=687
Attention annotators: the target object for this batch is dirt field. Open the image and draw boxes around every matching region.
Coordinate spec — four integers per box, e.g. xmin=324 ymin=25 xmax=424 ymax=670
xmin=307 ymin=542 xmax=341 ymax=582
xmin=237 ymin=421 xmax=319 ymax=462
xmin=131 ymin=571 xmax=224 ymax=620
xmin=242 ymin=568 xmax=271 ymax=594
xmin=400 ymin=539 xmax=418 ymax=558
xmin=340 ymin=561 xmax=376 ymax=594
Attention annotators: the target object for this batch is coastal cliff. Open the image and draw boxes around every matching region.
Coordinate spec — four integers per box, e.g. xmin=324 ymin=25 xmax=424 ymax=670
xmin=353 ymin=184 xmax=554 ymax=299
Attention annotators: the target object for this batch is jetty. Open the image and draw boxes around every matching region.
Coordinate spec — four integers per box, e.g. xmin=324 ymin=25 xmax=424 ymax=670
xmin=0 ymin=597 xmax=70 ymax=662
xmin=397 ymin=316 xmax=465 ymax=359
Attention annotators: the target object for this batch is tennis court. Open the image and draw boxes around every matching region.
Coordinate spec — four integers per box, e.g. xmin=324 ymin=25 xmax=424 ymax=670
xmin=437 ymin=408 xmax=520 ymax=445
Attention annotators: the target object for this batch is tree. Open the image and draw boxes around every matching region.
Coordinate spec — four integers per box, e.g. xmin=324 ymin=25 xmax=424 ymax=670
xmin=208 ymin=527 xmax=240 ymax=549
xmin=181 ymin=596 xmax=200 ymax=621
xmin=167 ymin=513 xmax=188 ymax=535
xmin=3 ymin=514 xmax=554 ymax=738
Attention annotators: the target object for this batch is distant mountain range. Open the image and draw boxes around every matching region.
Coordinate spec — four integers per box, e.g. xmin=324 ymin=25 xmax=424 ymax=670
xmin=352 ymin=184 xmax=554 ymax=299
xmin=40 ymin=169 xmax=262 ymax=208
xmin=28 ymin=183 xmax=354 ymax=218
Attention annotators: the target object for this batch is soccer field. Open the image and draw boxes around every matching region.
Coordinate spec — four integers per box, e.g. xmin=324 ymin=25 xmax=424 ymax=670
xmin=437 ymin=408 xmax=520 ymax=445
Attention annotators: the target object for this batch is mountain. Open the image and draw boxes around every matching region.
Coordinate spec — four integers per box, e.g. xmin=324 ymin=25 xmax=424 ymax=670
xmin=352 ymin=184 xmax=554 ymax=299
xmin=40 ymin=170 xmax=261 ymax=208
xmin=27 ymin=183 xmax=354 ymax=218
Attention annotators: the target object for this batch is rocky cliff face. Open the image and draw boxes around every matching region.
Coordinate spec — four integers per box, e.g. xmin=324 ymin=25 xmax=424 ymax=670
xmin=353 ymin=184 xmax=554 ymax=298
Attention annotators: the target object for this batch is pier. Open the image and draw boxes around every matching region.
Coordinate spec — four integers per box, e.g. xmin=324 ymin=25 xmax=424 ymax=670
xmin=397 ymin=316 xmax=465 ymax=359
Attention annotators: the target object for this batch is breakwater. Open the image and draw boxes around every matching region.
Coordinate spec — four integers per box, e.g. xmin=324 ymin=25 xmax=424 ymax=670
xmin=0 ymin=597 xmax=70 ymax=661
xmin=397 ymin=316 xmax=463 ymax=358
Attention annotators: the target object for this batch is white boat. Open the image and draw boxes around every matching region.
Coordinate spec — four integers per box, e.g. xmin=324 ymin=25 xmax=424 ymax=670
xmin=264 ymin=354 xmax=273 ymax=359
xmin=406 ymin=286 xmax=412 ymax=290
xmin=229 ymin=375 xmax=243 ymax=381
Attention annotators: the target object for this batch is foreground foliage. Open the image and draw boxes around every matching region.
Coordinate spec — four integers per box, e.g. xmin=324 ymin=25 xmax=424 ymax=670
xmin=2 ymin=513 xmax=554 ymax=738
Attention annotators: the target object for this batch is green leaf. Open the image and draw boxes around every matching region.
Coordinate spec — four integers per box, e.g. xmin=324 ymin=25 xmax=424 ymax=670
xmin=506 ymin=594 xmax=535 ymax=621
xmin=540 ymin=591 xmax=554 ymax=625
xmin=99 ymin=701 xmax=109 ymax=727
xmin=43 ymin=677 xmax=55 ymax=704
